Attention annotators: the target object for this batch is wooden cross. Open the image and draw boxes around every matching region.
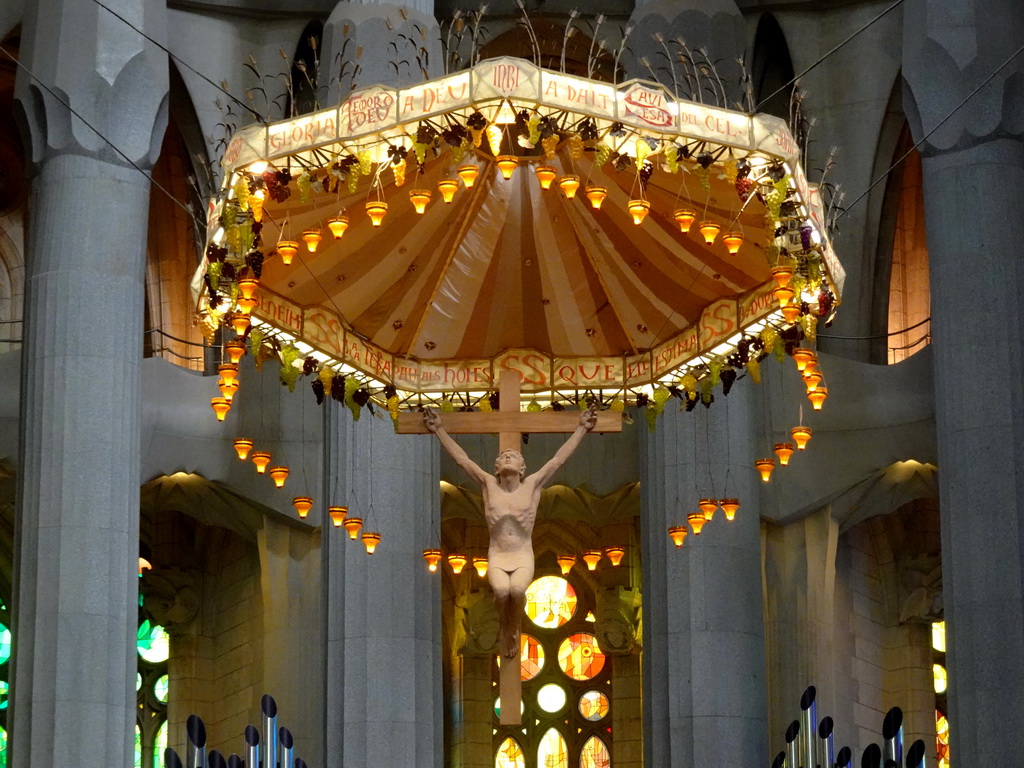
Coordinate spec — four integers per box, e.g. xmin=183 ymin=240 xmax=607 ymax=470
xmin=396 ymin=370 xmax=622 ymax=724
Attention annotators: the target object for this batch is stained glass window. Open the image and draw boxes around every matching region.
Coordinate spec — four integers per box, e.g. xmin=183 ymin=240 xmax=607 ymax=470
xmin=578 ymin=691 xmax=609 ymax=721
xmin=537 ymin=683 xmax=567 ymax=713
xmin=0 ymin=725 xmax=6 ymax=768
xmin=495 ymin=737 xmax=525 ymax=768
xmin=526 ymin=577 xmax=578 ymax=629
xmin=936 ymin=711 xmax=950 ymax=768
xmin=932 ymin=664 xmax=947 ymax=694
xmin=134 ymin=725 xmax=143 ymax=768
xmin=137 ymin=620 xmax=170 ymax=664
xmin=580 ymin=736 xmax=610 ymax=768
xmin=538 ymin=728 xmax=568 ymax=768
xmin=0 ymin=625 xmax=9 ymax=665
xmin=153 ymin=720 xmax=168 ymax=768
xmin=497 ymin=634 xmax=545 ymax=681
xmin=0 ymin=681 xmax=8 ymax=711
xmin=557 ymin=634 xmax=606 ymax=681
xmin=494 ymin=696 xmax=526 ymax=718
xmin=931 ymin=621 xmax=945 ymax=653
xmin=155 ymin=675 xmax=169 ymax=703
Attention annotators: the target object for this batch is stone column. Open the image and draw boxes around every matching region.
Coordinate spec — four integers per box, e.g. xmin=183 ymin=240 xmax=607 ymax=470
xmin=902 ymin=1 xmax=1024 ymax=764
xmin=10 ymin=2 xmax=166 ymax=766
xmin=322 ymin=406 xmax=442 ymax=768
xmin=640 ymin=380 xmax=766 ymax=766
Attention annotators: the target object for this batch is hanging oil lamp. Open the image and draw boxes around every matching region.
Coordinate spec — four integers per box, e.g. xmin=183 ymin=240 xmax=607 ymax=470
xmin=423 ymin=548 xmax=442 ymax=572
xmin=218 ymin=379 xmax=239 ymax=402
xmin=495 ymin=155 xmax=518 ymax=180
xmin=699 ymin=498 xmax=718 ymax=521
xmin=791 ymin=425 xmax=812 ymax=450
xmin=292 ymin=497 xmax=314 ymax=519
xmin=251 ymin=451 xmax=272 ymax=474
xmin=237 ymin=277 xmax=259 ymax=300
xmin=365 ymin=201 xmax=388 ymax=227
xmin=782 ymin=304 xmax=802 ymax=324
xmin=473 ymin=557 xmax=489 ymax=577
xmin=343 ymin=516 xmax=363 ymax=539
xmin=719 ymin=498 xmax=740 ymax=521
xmin=558 ymin=175 xmax=580 ymax=199
xmin=218 ymin=363 xmax=239 ymax=386
xmin=673 ymin=209 xmax=697 ymax=232
xmin=301 ymin=229 xmax=322 ymax=252
xmin=362 ymin=531 xmax=381 ymax=554
xmin=409 ymin=189 xmax=432 ymax=214
xmin=276 ymin=240 xmax=299 ymax=264
xmin=803 ymin=370 xmax=823 ymax=392
xmin=534 ymin=165 xmax=557 ymax=190
xmin=792 ymin=348 xmax=816 ymax=372
xmin=233 ymin=438 xmax=254 ymax=460
xmin=808 ymin=385 xmax=828 ymax=411
xmin=447 ymin=553 xmax=467 ymax=574
xmin=668 ymin=525 xmax=688 ymax=548
xmin=225 ymin=339 xmax=247 ymax=364
xmin=627 ymin=199 xmax=650 ymax=225
xmin=457 ymin=164 xmax=479 ymax=188
xmin=774 ymin=285 xmax=795 ymax=307
xmin=585 ymin=185 xmax=607 ymax=209
xmin=556 ymin=554 xmax=576 ymax=575
xmin=328 ymin=505 xmax=348 ymax=527
xmin=698 ymin=221 xmax=721 ymax=245
xmin=437 ymin=178 xmax=459 ymax=203
xmin=771 ymin=264 xmax=794 ymax=288
xmin=327 ymin=216 xmax=349 ymax=239
xmin=582 ymin=550 xmax=602 ymax=571
xmin=268 ymin=466 xmax=290 ymax=488
xmin=774 ymin=442 xmax=795 ymax=466
xmin=687 ymin=511 xmax=707 ymax=535
xmin=230 ymin=312 xmax=251 ymax=337
xmin=604 ymin=546 xmax=625 ymax=566
xmin=722 ymin=232 xmax=744 ymax=254
xmin=755 ymin=458 xmax=776 ymax=482
xmin=210 ymin=397 xmax=231 ymax=421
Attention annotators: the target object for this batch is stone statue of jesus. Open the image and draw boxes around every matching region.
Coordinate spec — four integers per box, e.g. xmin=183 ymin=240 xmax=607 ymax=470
xmin=424 ymin=407 xmax=597 ymax=657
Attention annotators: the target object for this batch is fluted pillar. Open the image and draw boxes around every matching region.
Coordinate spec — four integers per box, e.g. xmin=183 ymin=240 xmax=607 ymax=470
xmin=322 ymin=408 xmax=442 ymax=768
xmin=641 ymin=381 xmax=766 ymax=766
xmin=11 ymin=2 xmax=167 ymax=765
xmin=902 ymin=1 xmax=1024 ymax=763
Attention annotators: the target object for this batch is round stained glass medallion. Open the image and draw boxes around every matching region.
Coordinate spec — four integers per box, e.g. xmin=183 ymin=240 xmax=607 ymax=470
xmin=155 ymin=674 xmax=169 ymax=703
xmin=578 ymin=690 xmax=610 ymax=720
xmin=496 ymin=634 xmax=545 ymax=681
xmin=525 ymin=576 xmax=577 ymax=629
xmin=137 ymin=620 xmax=170 ymax=664
xmin=537 ymin=683 xmax=567 ymax=713
xmin=0 ymin=679 xmax=8 ymax=710
xmin=494 ymin=696 xmax=526 ymax=718
xmin=557 ymin=633 xmax=606 ymax=680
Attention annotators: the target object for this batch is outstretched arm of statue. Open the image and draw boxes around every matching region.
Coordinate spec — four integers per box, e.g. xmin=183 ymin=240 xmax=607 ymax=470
xmin=423 ymin=409 xmax=491 ymax=486
xmin=530 ymin=407 xmax=597 ymax=487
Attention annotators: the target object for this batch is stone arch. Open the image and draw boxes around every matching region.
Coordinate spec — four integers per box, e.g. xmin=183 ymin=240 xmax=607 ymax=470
xmin=750 ymin=13 xmax=794 ymax=119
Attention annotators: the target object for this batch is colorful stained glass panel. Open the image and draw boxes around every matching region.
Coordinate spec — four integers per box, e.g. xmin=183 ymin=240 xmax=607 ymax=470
xmin=578 ymin=690 xmax=610 ymax=720
xmin=580 ymin=736 xmax=611 ymax=768
xmin=137 ymin=620 xmax=170 ymax=664
xmin=0 ymin=725 xmax=6 ymax=768
xmin=493 ymin=696 xmax=525 ymax=718
xmin=936 ymin=711 xmax=950 ymax=768
xmin=537 ymin=728 xmax=568 ymax=768
xmin=0 ymin=624 xmax=10 ymax=665
xmin=526 ymin=576 xmax=577 ymax=629
xmin=557 ymin=633 xmax=606 ymax=680
xmin=933 ymin=664 xmax=947 ymax=694
xmin=0 ymin=680 xmax=8 ymax=711
xmin=153 ymin=721 xmax=168 ymax=768
xmin=495 ymin=736 xmax=525 ymax=768
xmin=932 ymin=621 xmax=946 ymax=653
xmin=496 ymin=633 xmax=545 ymax=681
xmin=134 ymin=724 xmax=143 ymax=768
xmin=155 ymin=674 xmax=169 ymax=703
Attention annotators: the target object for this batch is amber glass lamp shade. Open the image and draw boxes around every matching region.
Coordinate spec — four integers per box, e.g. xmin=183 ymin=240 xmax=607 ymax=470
xmin=534 ymin=165 xmax=557 ymax=190
xmin=301 ymin=229 xmax=322 ymax=252
xmin=218 ymin=379 xmax=239 ymax=401
xmin=343 ymin=516 xmax=363 ymax=539
xmin=774 ymin=286 xmax=795 ymax=307
xmin=628 ymin=200 xmax=650 ymax=225
xmin=362 ymin=531 xmax=381 ymax=554
xmin=556 ymin=554 xmax=576 ymax=575
xmin=457 ymin=164 xmax=479 ymax=188
xmin=774 ymin=442 xmax=795 ymax=466
xmin=792 ymin=348 xmax=816 ymax=372
xmin=237 ymin=277 xmax=259 ymax=300
xmin=582 ymin=550 xmax=602 ymax=571
xmin=292 ymin=496 xmax=314 ymax=519
xmin=233 ymin=438 xmax=254 ymax=460
xmin=808 ymin=386 xmax=828 ymax=411
xmin=251 ymin=451 xmax=272 ymax=474
xmin=585 ymin=185 xmax=607 ymax=209
xmin=699 ymin=498 xmax=718 ymax=521
xmin=423 ymin=548 xmax=442 ymax=572
xmin=231 ymin=312 xmax=251 ymax=337
xmin=558 ymin=175 xmax=580 ymax=199
xmin=781 ymin=304 xmax=802 ymax=324
xmin=225 ymin=340 xmax=246 ymax=364
xmin=604 ymin=546 xmax=625 ymax=567
xmin=722 ymin=232 xmax=744 ymax=254
xmin=437 ymin=178 xmax=459 ymax=203
xmin=719 ymin=498 xmax=740 ymax=521
xmin=218 ymin=364 xmax=239 ymax=385
xmin=409 ymin=189 xmax=432 ymax=214
xmin=268 ymin=466 xmax=290 ymax=488
xmin=365 ymin=201 xmax=388 ymax=227
xmin=235 ymin=296 xmax=258 ymax=315
xmin=755 ymin=458 xmax=776 ymax=482
xmin=447 ymin=554 xmax=467 ymax=574
xmin=327 ymin=216 xmax=349 ymax=239
xmin=473 ymin=557 xmax=489 ymax=577
xmin=328 ymin=505 xmax=348 ymax=527
xmin=698 ymin=221 xmax=721 ymax=245
xmin=771 ymin=264 xmax=794 ymax=288
xmin=791 ymin=425 xmax=813 ymax=450
xmin=673 ymin=209 xmax=696 ymax=232
xmin=803 ymin=370 xmax=823 ymax=392
xmin=687 ymin=511 xmax=706 ymax=535
xmin=496 ymin=155 xmax=518 ymax=180
xmin=277 ymin=240 xmax=299 ymax=264
xmin=210 ymin=397 xmax=231 ymax=421
xmin=668 ymin=526 xmax=688 ymax=548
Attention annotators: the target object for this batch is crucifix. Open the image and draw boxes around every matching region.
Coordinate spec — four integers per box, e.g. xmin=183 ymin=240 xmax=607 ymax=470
xmin=396 ymin=370 xmax=622 ymax=724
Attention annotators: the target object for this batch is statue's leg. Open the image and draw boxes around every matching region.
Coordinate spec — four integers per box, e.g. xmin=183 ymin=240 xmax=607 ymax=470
xmin=490 ymin=568 xmax=517 ymax=658
xmin=503 ymin=567 xmax=533 ymax=658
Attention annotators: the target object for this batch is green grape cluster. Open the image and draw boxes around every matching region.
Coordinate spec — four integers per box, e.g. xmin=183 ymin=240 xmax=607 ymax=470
xmin=297 ymin=172 xmax=313 ymax=203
